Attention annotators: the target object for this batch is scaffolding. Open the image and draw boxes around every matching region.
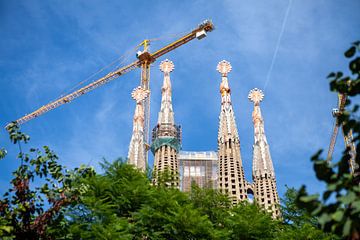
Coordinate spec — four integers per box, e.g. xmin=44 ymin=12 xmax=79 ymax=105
xmin=179 ymin=151 xmax=218 ymax=192
xmin=150 ymin=123 xmax=181 ymax=154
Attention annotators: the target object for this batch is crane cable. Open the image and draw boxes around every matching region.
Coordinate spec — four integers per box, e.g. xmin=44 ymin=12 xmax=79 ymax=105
xmin=56 ymin=44 xmax=141 ymax=100
xmin=57 ymin=30 xmax=188 ymax=99
xmin=29 ymin=27 xmax=193 ymax=121
xmin=263 ymin=0 xmax=292 ymax=91
xmin=148 ymin=30 xmax=189 ymax=43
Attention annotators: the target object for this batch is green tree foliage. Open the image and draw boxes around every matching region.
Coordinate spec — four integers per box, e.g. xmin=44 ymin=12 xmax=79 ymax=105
xmin=225 ymin=202 xmax=278 ymax=240
xmin=0 ymin=126 xmax=333 ymax=240
xmin=279 ymin=187 xmax=338 ymax=240
xmin=189 ymin=185 xmax=231 ymax=226
xmin=0 ymin=122 xmax=332 ymax=240
xmin=64 ymin=161 xmax=333 ymax=240
xmin=296 ymin=41 xmax=360 ymax=239
xmin=0 ymin=123 xmax=94 ymax=239
xmin=66 ymin=159 xmax=152 ymax=239
xmin=65 ymin=160 xmax=216 ymax=239
xmin=281 ymin=186 xmax=318 ymax=227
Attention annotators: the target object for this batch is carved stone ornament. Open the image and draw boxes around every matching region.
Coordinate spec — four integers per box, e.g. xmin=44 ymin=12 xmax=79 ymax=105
xmin=248 ymin=88 xmax=264 ymax=105
xmin=131 ymin=86 xmax=150 ymax=103
xmin=216 ymin=60 xmax=232 ymax=76
xmin=159 ymin=59 xmax=174 ymax=73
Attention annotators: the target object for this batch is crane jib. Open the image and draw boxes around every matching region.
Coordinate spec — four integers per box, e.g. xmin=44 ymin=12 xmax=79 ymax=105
xmin=8 ymin=20 xmax=214 ymax=128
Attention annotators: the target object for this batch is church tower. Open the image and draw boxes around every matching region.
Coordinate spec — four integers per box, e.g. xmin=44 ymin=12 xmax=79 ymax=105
xmin=128 ymin=86 xmax=150 ymax=171
xmin=216 ymin=60 xmax=248 ymax=204
xmin=151 ymin=59 xmax=181 ymax=186
xmin=248 ymin=88 xmax=280 ymax=218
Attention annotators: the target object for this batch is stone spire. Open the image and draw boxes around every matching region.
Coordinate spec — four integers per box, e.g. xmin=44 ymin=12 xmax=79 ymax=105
xmin=128 ymin=86 xmax=150 ymax=171
xmin=157 ymin=59 xmax=175 ymax=125
xmin=151 ymin=59 xmax=181 ymax=187
xmin=248 ymin=88 xmax=280 ymax=218
xmin=216 ymin=60 xmax=248 ymax=204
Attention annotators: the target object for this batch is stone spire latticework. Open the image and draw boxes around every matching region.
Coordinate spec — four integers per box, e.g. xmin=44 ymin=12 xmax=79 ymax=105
xmin=249 ymin=88 xmax=280 ymax=218
xmin=128 ymin=86 xmax=150 ymax=171
xmin=151 ymin=59 xmax=181 ymax=187
xmin=216 ymin=60 xmax=248 ymax=204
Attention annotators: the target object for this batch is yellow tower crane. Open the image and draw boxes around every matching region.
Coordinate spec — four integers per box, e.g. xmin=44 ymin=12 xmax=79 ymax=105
xmin=327 ymin=93 xmax=357 ymax=174
xmin=6 ymin=20 xmax=215 ymax=153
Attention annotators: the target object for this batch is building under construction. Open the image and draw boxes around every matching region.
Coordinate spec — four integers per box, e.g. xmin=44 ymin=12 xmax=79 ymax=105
xmin=10 ymin=19 xmax=357 ymax=219
xmin=179 ymin=151 xmax=218 ymax=192
xmin=133 ymin=59 xmax=282 ymax=218
xmin=8 ymin=20 xmax=284 ymax=218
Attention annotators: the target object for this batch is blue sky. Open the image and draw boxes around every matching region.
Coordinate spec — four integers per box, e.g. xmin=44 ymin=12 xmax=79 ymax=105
xmin=0 ymin=0 xmax=359 ymax=198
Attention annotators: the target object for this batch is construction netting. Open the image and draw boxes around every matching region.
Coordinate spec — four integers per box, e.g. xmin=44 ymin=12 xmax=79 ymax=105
xmin=150 ymin=137 xmax=181 ymax=154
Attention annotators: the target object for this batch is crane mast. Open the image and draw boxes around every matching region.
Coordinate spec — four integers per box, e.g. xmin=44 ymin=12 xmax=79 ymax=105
xmin=327 ymin=93 xmax=357 ymax=174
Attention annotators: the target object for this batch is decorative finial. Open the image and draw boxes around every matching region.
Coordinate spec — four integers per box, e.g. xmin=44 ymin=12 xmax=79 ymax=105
xmin=216 ymin=60 xmax=232 ymax=76
xmin=248 ymin=88 xmax=264 ymax=105
xmin=159 ymin=59 xmax=174 ymax=73
xmin=131 ymin=86 xmax=150 ymax=103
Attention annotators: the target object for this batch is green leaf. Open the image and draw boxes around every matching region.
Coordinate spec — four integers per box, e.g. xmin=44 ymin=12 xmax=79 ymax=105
xmin=352 ymin=41 xmax=360 ymax=48
xmin=338 ymin=192 xmax=356 ymax=205
xmin=327 ymin=72 xmax=336 ymax=79
xmin=332 ymin=210 xmax=343 ymax=222
xmin=344 ymin=46 xmax=356 ymax=58
xmin=0 ymin=148 xmax=7 ymax=160
xmin=318 ymin=213 xmax=332 ymax=227
xmin=310 ymin=205 xmax=322 ymax=216
xmin=349 ymin=57 xmax=360 ymax=75
xmin=0 ymin=226 xmax=13 ymax=233
xmin=327 ymin=183 xmax=337 ymax=191
xmin=323 ymin=190 xmax=332 ymax=201
xmin=299 ymin=194 xmax=319 ymax=203
xmin=342 ymin=219 xmax=351 ymax=237
xmin=350 ymin=200 xmax=360 ymax=214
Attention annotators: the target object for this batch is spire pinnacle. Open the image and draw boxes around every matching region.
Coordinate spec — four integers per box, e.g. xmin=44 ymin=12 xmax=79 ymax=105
xmin=160 ymin=59 xmax=174 ymax=73
xmin=217 ymin=60 xmax=232 ymax=96
xmin=132 ymin=86 xmax=150 ymax=103
xmin=248 ymin=88 xmax=264 ymax=105
xmin=216 ymin=60 xmax=232 ymax=77
xmin=248 ymin=88 xmax=265 ymax=127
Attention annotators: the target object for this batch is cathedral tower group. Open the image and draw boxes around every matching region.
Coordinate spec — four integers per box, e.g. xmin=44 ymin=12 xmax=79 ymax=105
xmin=128 ymin=59 xmax=280 ymax=217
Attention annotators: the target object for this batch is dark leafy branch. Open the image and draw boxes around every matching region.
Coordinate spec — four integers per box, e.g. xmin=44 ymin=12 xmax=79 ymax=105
xmin=0 ymin=123 xmax=94 ymax=239
xmin=296 ymin=41 xmax=360 ymax=239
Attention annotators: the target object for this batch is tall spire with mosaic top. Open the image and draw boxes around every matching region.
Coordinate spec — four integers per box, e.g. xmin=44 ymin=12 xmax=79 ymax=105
xmin=128 ymin=86 xmax=150 ymax=171
xmin=248 ymin=88 xmax=280 ymax=218
xmin=216 ymin=60 xmax=248 ymax=204
xmin=151 ymin=59 xmax=181 ymax=186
